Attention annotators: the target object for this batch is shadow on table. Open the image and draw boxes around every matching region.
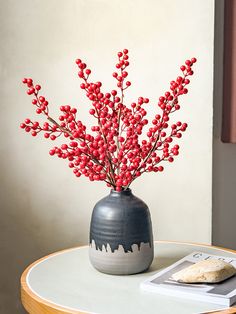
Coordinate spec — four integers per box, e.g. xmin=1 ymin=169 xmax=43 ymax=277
xmin=147 ymin=255 xmax=184 ymax=273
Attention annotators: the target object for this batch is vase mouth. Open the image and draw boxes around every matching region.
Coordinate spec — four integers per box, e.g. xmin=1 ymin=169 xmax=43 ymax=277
xmin=110 ymin=188 xmax=132 ymax=196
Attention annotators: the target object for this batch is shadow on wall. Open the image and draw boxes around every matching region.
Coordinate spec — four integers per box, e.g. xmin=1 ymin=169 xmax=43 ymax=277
xmin=212 ymin=0 xmax=236 ymax=250
xmin=0 ymin=162 xmax=88 ymax=313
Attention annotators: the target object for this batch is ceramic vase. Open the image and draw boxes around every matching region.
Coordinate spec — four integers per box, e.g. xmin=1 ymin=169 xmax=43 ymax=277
xmin=89 ymin=188 xmax=154 ymax=275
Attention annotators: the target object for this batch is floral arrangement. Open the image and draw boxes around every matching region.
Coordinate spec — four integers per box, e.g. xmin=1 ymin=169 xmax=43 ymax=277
xmin=20 ymin=49 xmax=196 ymax=191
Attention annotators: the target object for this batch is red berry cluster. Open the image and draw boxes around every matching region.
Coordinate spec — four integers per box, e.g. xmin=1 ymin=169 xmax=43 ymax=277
xmin=20 ymin=49 xmax=197 ymax=191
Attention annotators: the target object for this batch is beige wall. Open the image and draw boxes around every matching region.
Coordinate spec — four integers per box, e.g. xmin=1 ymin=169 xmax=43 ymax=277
xmin=0 ymin=0 xmax=214 ymax=312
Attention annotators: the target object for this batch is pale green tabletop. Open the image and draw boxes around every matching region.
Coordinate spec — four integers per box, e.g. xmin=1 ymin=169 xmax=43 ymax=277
xmin=21 ymin=241 xmax=236 ymax=314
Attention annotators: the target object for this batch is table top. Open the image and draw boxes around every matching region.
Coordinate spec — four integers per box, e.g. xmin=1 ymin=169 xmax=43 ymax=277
xmin=21 ymin=241 xmax=236 ymax=314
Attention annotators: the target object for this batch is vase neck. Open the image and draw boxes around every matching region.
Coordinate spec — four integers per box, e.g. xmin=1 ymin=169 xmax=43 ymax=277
xmin=110 ymin=188 xmax=132 ymax=197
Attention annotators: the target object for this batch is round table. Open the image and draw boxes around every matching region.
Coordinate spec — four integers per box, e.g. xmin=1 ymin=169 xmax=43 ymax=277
xmin=21 ymin=241 xmax=236 ymax=314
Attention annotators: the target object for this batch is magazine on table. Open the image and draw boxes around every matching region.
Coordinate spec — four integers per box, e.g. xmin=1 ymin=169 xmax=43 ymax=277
xmin=140 ymin=251 xmax=236 ymax=306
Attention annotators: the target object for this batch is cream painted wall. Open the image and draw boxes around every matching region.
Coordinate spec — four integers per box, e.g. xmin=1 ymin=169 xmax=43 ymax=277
xmin=0 ymin=0 xmax=214 ymax=312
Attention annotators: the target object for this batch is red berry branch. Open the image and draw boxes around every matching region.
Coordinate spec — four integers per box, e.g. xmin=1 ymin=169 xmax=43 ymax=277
xmin=20 ymin=49 xmax=197 ymax=191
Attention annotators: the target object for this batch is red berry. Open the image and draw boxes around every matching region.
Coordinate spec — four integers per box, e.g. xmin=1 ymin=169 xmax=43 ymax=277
xmin=27 ymin=78 xmax=33 ymax=85
xmin=89 ymin=109 xmax=95 ymax=115
xmin=64 ymin=105 xmax=71 ymax=111
xmin=49 ymin=149 xmax=55 ymax=156
xmin=123 ymin=49 xmax=128 ymax=54
xmin=27 ymin=87 xmax=35 ymax=95
xmin=33 ymin=121 xmax=39 ymax=127
xmin=185 ymin=60 xmax=192 ymax=66
xmin=70 ymin=141 xmax=78 ymax=147
xmin=38 ymin=96 xmax=45 ymax=102
xmin=61 ymin=144 xmax=68 ymax=150
xmin=118 ymin=137 xmax=125 ymax=142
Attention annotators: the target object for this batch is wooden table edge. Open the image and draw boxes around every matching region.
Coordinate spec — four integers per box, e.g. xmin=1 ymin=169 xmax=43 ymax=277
xmin=20 ymin=241 xmax=236 ymax=314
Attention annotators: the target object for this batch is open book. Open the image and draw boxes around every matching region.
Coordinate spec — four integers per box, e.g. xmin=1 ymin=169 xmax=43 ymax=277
xmin=140 ymin=252 xmax=236 ymax=306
